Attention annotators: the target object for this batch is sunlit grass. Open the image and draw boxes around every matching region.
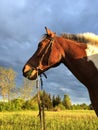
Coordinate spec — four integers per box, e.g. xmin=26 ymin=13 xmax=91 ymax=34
xmin=0 ymin=110 xmax=98 ymax=130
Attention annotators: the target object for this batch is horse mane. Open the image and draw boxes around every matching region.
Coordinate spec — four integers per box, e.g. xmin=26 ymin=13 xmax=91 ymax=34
xmin=40 ymin=33 xmax=98 ymax=49
xmin=61 ymin=32 xmax=98 ymax=46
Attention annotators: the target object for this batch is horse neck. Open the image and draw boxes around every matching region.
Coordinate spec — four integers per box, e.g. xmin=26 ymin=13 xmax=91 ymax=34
xmin=62 ymin=39 xmax=98 ymax=116
xmin=61 ymin=38 xmax=96 ymax=86
xmin=56 ymin=37 xmax=98 ymax=87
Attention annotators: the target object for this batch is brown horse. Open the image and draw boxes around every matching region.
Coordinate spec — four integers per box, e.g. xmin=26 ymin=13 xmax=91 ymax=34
xmin=23 ymin=27 xmax=98 ymax=116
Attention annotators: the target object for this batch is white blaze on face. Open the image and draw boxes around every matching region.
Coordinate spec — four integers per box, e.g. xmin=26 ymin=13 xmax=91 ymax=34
xmin=86 ymin=43 xmax=98 ymax=69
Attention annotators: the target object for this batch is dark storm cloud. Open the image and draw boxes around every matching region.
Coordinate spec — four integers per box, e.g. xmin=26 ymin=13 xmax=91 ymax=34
xmin=0 ymin=0 xmax=98 ymax=103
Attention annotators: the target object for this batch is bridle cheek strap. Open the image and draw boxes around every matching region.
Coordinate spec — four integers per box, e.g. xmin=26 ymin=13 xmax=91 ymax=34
xmin=39 ymin=38 xmax=54 ymax=68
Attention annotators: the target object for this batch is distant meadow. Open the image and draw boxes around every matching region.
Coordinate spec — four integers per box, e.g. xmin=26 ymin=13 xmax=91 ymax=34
xmin=0 ymin=110 xmax=98 ymax=130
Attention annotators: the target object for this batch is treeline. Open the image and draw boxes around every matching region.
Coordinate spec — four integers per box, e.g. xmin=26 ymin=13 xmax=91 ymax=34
xmin=0 ymin=66 xmax=93 ymax=111
xmin=0 ymin=90 xmax=93 ymax=111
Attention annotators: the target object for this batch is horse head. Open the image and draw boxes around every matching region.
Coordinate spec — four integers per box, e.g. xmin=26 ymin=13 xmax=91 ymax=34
xmin=23 ymin=27 xmax=65 ymax=80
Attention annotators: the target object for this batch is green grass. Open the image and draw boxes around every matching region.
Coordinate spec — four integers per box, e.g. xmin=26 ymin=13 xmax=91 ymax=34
xmin=0 ymin=110 xmax=98 ymax=130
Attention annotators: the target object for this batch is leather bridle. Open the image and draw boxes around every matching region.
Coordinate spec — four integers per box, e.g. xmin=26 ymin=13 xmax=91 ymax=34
xmin=27 ymin=37 xmax=54 ymax=79
xmin=38 ymin=37 xmax=54 ymax=68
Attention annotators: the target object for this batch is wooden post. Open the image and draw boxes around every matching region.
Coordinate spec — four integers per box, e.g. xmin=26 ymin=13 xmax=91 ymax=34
xmin=36 ymin=75 xmax=46 ymax=130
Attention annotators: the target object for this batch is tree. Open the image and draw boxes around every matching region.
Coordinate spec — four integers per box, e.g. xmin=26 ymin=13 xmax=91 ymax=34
xmin=20 ymin=78 xmax=36 ymax=100
xmin=89 ymin=104 xmax=93 ymax=110
xmin=41 ymin=90 xmax=52 ymax=110
xmin=0 ymin=67 xmax=16 ymax=101
xmin=52 ymin=95 xmax=61 ymax=107
xmin=11 ymin=98 xmax=25 ymax=111
xmin=52 ymin=95 xmax=57 ymax=107
xmin=80 ymin=103 xmax=89 ymax=110
xmin=62 ymin=94 xmax=72 ymax=109
xmin=56 ymin=95 xmax=61 ymax=104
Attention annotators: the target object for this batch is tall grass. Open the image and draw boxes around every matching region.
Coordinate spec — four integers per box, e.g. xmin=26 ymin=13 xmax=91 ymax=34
xmin=0 ymin=110 xmax=98 ymax=130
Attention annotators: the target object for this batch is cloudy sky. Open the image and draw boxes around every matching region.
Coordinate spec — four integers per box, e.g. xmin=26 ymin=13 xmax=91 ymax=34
xmin=0 ymin=0 xmax=98 ymax=104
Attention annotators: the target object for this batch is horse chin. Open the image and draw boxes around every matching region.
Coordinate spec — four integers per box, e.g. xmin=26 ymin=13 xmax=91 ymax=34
xmin=27 ymin=75 xmax=37 ymax=80
xmin=28 ymin=70 xmax=38 ymax=80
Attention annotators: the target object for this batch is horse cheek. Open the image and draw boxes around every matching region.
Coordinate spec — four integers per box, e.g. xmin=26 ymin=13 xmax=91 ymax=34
xmin=48 ymin=52 xmax=61 ymax=65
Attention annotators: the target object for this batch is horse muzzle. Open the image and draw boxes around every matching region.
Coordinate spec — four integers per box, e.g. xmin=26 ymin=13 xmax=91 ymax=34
xmin=22 ymin=65 xmax=39 ymax=80
xmin=23 ymin=64 xmax=47 ymax=80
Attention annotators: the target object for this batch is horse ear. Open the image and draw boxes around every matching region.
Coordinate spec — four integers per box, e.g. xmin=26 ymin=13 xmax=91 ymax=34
xmin=45 ymin=27 xmax=56 ymax=38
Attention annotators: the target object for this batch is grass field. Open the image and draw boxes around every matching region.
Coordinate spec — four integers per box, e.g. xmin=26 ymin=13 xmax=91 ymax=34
xmin=0 ymin=110 xmax=98 ymax=130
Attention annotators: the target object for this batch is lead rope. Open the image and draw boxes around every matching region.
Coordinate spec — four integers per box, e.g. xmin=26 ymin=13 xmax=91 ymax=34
xmin=36 ymin=70 xmax=46 ymax=130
